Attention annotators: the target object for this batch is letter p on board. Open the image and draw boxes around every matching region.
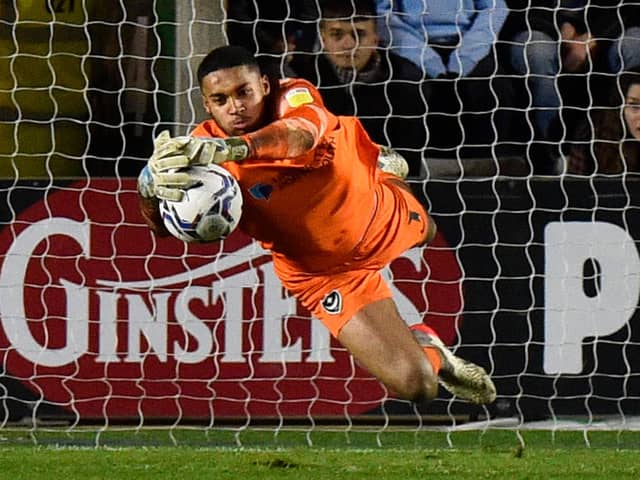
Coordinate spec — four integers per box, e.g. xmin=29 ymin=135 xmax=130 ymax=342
xmin=544 ymin=222 xmax=640 ymax=374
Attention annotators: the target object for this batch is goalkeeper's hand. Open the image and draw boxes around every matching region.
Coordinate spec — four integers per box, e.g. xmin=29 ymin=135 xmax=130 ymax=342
xmin=138 ymin=130 xmax=250 ymax=202
xmin=377 ymin=145 xmax=409 ymax=180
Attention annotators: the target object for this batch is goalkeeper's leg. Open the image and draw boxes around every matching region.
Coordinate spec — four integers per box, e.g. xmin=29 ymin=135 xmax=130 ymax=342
xmin=282 ymin=174 xmax=495 ymax=405
xmin=337 ymin=298 xmax=440 ymax=404
xmin=337 ymin=299 xmax=496 ymax=405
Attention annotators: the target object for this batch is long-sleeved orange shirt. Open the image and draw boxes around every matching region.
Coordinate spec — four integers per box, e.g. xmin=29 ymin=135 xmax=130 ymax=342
xmin=191 ymin=78 xmax=381 ymax=272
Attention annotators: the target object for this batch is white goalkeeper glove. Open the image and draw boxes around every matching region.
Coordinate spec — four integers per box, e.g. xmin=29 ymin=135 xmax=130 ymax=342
xmin=138 ymin=130 xmax=250 ymax=202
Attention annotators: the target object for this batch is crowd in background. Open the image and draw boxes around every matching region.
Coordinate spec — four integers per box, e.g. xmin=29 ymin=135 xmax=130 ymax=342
xmin=6 ymin=0 xmax=637 ymax=179
xmin=225 ymin=0 xmax=640 ymax=176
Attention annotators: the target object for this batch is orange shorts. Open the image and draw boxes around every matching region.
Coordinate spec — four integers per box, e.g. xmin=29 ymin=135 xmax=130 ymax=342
xmin=273 ymin=174 xmax=429 ymax=337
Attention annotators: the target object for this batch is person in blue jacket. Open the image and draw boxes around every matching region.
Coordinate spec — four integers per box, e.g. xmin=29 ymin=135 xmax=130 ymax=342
xmin=375 ymin=0 xmax=516 ymax=158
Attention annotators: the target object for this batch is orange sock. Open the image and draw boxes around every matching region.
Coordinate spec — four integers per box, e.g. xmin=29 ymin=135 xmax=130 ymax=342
xmin=410 ymin=323 xmax=443 ymax=375
xmin=422 ymin=346 xmax=442 ymax=375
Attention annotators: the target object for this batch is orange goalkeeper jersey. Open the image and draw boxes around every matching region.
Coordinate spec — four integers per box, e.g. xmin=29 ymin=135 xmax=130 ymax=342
xmin=191 ymin=78 xmax=381 ymax=273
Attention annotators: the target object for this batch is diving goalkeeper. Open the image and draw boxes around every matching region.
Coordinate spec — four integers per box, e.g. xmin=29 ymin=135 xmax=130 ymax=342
xmin=137 ymin=45 xmax=496 ymax=405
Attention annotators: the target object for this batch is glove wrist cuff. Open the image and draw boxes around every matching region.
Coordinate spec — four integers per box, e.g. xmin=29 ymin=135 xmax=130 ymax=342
xmin=225 ymin=135 xmax=252 ymax=162
xmin=137 ymin=165 xmax=156 ymax=199
xmin=240 ymin=134 xmax=255 ymax=159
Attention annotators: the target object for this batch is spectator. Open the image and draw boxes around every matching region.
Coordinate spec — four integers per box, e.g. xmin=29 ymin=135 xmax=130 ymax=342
xmin=375 ymin=0 xmax=516 ymax=158
xmin=505 ymin=0 xmax=640 ymax=173
xmin=289 ymin=0 xmax=428 ymax=176
xmin=564 ymin=68 xmax=640 ymax=175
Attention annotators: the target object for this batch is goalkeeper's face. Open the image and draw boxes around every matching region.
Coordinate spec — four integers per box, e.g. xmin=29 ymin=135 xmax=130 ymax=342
xmin=201 ymin=65 xmax=271 ymax=136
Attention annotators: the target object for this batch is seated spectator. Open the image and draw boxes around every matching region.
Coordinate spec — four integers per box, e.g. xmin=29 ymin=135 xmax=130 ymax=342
xmin=375 ymin=0 xmax=517 ymax=159
xmin=505 ymin=0 xmax=640 ymax=173
xmin=564 ymin=68 xmax=640 ymax=175
xmin=289 ymin=0 xmax=428 ymax=176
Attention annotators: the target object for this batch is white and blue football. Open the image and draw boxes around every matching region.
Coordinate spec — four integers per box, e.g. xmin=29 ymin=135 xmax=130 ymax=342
xmin=160 ymin=165 xmax=243 ymax=243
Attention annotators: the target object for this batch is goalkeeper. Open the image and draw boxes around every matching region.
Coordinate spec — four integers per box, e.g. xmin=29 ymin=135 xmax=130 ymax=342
xmin=138 ymin=45 xmax=496 ymax=405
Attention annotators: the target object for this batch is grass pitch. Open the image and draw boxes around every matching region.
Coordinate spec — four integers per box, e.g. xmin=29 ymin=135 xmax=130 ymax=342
xmin=1 ymin=428 xmax=639 ymax=479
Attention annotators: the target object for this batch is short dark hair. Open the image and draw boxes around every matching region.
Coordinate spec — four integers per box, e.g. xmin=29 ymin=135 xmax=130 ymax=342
xmin=197 ymin=45 xmax=261 ymax=85
xmin=620 ymin=68 xmax=640 ymax=99
xmin=320 ymin=0 xmax=377 ymax=21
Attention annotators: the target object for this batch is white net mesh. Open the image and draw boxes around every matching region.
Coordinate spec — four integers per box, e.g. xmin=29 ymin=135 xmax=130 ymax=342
xmin=1 ymin=0 xmax=640 ymax=447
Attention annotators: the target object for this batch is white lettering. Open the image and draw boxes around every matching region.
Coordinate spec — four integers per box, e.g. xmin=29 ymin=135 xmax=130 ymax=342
xmin=96 ymin=290 xmax=120 ymax=362
xmin=0 ymin=219 xmax=431 ymax=367
xmin=220 ymin=269 xmax=255 ymax=363
xmin=260 ymin=263 xmax=301 ymax=362
xmin=307 ymin=318 xmax=333 ymax=362
xmin=544 ymin=222 xmax=640 ymax=374
xmin=0 ymin=218 xmax=89 ymax=367
xmin=174 ymin=287 xmax=213 ymax=364
xmin=126 ymin=292 xmax=169 ymax=362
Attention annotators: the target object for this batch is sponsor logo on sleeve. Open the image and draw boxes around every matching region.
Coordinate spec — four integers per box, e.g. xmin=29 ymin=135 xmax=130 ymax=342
xmin=285 ymin=87 xmax=314 ymax=108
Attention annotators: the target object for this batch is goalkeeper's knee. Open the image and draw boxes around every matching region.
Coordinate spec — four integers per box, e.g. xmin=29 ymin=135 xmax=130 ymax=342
xmin=391 ymin=361 xmax=439 ymax=404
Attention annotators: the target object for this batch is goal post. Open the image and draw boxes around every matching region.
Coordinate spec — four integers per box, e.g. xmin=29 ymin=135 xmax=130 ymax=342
xmin=172 ymin=1 xmax=226 ymax=135
xmin=1 ymin=0 xmax=640 ymax=447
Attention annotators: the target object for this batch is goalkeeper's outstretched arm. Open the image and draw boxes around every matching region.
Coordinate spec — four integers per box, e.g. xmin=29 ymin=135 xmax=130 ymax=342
xmin=136 ymin=77 xmax=336 ymax=230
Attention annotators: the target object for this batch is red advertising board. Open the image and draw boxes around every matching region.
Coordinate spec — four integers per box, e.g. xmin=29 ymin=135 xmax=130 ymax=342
xmin=0 ymin=178 xmax=463 ymax=419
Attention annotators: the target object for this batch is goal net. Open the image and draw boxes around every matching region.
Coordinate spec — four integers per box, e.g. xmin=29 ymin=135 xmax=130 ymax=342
xmin=1 ymin=0 xmax=640 ymax=446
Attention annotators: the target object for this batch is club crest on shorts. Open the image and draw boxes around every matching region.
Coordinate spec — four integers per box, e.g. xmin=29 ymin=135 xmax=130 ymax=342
xmin=321 ymin=290 xmax=343 ymax=315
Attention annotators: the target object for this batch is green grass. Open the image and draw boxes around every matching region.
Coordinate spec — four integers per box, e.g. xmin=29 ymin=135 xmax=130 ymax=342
xmin=1 ymin=428 xmax=639 ymax=479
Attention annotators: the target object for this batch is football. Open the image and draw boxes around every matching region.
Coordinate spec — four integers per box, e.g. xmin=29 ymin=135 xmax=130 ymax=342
xmin=159 ymin=165 xmax=243 ymax=243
